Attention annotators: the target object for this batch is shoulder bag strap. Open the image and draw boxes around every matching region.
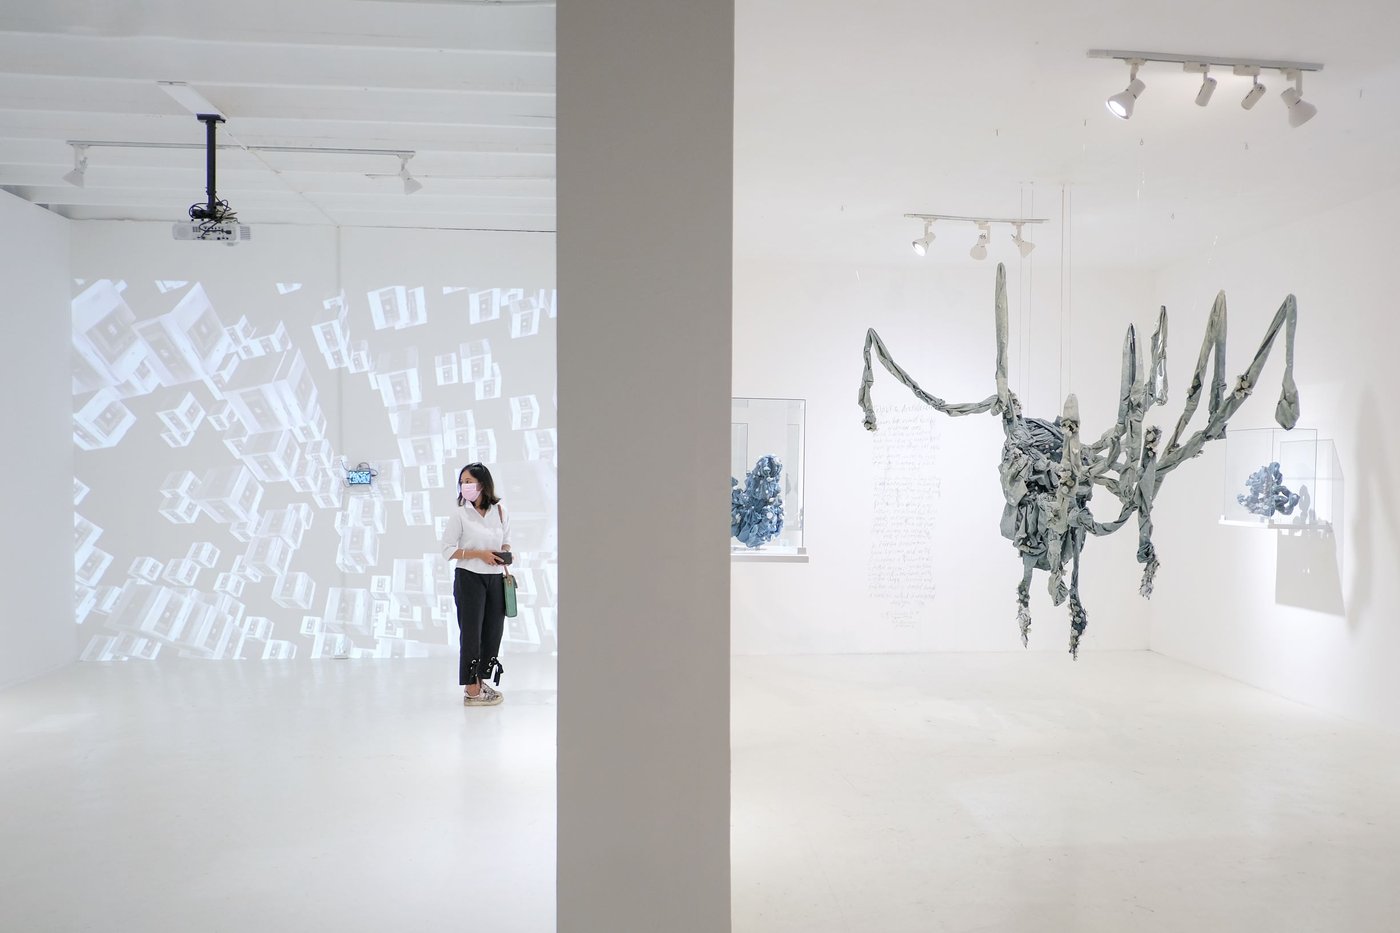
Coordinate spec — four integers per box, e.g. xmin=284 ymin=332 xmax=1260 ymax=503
xmin=496 ymin=503 xmax=514 ymax=581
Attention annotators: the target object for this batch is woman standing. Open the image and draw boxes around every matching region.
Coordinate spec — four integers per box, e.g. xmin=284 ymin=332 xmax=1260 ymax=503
xmin=441 ymin=462 xmax=511 ymax=706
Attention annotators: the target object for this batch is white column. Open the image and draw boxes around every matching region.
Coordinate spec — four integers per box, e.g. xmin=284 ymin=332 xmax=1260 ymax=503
xmin=557 ymin=2 xmax=733 ymax=931
xmin=0 ymin=193 xmax=75 ymax=686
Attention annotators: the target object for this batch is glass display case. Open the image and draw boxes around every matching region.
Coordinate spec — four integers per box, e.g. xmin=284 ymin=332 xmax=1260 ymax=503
xmin=1221 ymin=427 xmax=1338 ymax=531
xmin=731 ymin=397 xmax=806 ymax=560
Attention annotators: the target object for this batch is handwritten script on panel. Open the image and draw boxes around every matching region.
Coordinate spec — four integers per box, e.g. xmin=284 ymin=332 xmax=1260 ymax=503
xmin=867 ymin=404 xmax=942 ymax=628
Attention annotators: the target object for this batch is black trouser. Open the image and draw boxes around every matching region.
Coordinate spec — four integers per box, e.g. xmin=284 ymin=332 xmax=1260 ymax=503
xmin=455 ymin=568 xmax=506 ymax=686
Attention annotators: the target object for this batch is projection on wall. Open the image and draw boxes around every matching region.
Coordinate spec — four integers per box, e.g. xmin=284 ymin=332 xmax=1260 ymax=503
xmin=71 ymin=279 xmax=557 ymax=661
xmin=859 ymin=263 xmax=1300 ymax=657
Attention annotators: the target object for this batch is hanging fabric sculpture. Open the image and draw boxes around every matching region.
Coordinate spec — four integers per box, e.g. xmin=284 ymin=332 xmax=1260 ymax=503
xmin=858 ymin=263 xmax=1299 ymax=657
xmin=731 ymin=455 xmax=785 ymax=548
xmin=1237 ymin=462 xmax=1300 ymax=517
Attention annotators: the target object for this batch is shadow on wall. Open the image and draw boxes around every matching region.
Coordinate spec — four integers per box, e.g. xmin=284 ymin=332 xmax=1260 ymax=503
xmin=1276 ymin=525 xmax=1344 ymax=616
xmin=1343 ymin=388 xmax=1400 ymax=632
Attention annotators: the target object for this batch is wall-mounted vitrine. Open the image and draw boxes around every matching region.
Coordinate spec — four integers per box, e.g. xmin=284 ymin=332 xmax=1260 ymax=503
xmin=1221 ymin=427 xmax=1339 ymax=531
xmin=731 ymin=397 xmax=806 ymax=560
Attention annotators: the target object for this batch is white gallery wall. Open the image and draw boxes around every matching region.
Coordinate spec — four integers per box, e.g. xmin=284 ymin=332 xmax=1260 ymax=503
xmin=1147 ymin=185 xmax=1400 ymax=731
xmin=68 ymin=221 xmax=555 ymax=663
xmin=733 ymin=183 xmax=1400 ymax=730
xmin=0 ymin=192 xmax=76 ymax=686
xmin=731 ymin=247 xmax=1162 ymax=656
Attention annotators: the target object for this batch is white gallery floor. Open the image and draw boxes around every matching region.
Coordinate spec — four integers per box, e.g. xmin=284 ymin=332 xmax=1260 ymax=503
xmin=0 ymin=655 xmax=559 ymax=933
xmin=4 ymin=651 xmax=1399 ymax=932
xmin=732 ymin=652 xmax=1400 ymax=933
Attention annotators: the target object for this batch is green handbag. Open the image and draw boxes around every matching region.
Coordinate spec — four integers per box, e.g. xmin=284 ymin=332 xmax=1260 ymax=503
xmin=503 ymin=568 xmax=518 ymax=618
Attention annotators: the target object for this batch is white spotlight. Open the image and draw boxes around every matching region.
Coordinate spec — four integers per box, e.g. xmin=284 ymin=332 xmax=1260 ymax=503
xmin=1195 ymin=72 xmax=1217 ymax=107
xmin=1011 ymin=223 xmax=1035 ymax=257
xmin=1106 ymin=60 xmax=1146 ymax=120
xmin=1280 ymin=71 xmax=1317 ymax=127
xmin=1184 ymin=63 xmax=1217 ymax=107
xmin=911 ymin=220 xmax=935 ymax=256
xmin=1239 ymin=68 xmax=1266 ymax=110
xmin=398 ymin=154 xmax=422 ymax=195
xmin=62 ymin=145 xmax=88 ymax=187
xmin=970 ymin=223 xmax=990 ymax=261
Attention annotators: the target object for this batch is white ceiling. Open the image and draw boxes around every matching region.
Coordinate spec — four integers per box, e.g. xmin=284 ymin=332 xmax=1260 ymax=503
xmin=7 ymin=0 xmax=1398 ymax=265
xmin=0 ymin=0 xmax=554 ymax=231
xmin=735 ymin=0 xmax=1400 ymax=268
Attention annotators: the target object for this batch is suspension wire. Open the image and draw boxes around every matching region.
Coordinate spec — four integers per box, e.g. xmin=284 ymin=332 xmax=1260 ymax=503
xmin=1018 ymin=184 xmax=1028 ymax=404
xmin=1027 ymin=184 xmax=1035 ymax=410
xmin=1058 ymin=184 xmax=1073 ymax=407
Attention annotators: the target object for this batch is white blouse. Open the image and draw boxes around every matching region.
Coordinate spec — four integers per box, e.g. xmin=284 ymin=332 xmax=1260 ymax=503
xmin=440 ymin=502 xmax=512 ymax=575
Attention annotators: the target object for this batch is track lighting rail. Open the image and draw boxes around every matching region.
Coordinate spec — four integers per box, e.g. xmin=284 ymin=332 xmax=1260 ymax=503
xmin=1092 ymin=50 xmax=1322 ymax=125
xmin=65 ymin=139 xmax=416 ymax=158
xmin=904 ymin=214 xmax=1048 ymax=259
xmin=904 ymin=213 xmax=1048 ymax=225
xmin=1087 ymin=50 xmax=1323 ymax=73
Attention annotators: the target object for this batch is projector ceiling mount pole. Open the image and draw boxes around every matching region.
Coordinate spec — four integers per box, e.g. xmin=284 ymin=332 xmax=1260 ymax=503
xmin=196 ymin=113 xmax=224 ymax=221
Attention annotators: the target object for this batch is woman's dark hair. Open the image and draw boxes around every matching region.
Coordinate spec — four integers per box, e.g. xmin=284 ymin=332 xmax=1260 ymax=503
xmin=457 ymin=462 xmax=502 ymax=509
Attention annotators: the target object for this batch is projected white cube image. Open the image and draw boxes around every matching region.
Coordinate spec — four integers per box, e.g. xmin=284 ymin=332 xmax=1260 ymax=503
xmin=223 ymin=348 xmax=321 ymax=436
xmin=74 ymin=388 xmax=136 ymax=450
xmin=373 ymin=348 xmax=422 ymax=408
xmin=444 ymin=409 xmax=476 ymax=454
xmin=325 ymin=586 xmax=372 ymax=635
xmin=72 ymin=281 xmax=145 ymax=393
xmin=510 ymin=394 xmax=541 ymax=430
xmin=336 ymin=525 xmax=379 ymax=574
xmin=435 ymin=352 xmax=460 ymax=386
xmin=510 ymin=299 xmax=542 ymax=339
xmin=402 ymin=491 xmax=432 ymax=526
xmin=258 ymin=505 xmax=312 ymax=549
xmin=246 ymin=535 xmax=293 ymax=577
xmin=418 ymin=462 xmax=447 ymax=489
xmin=338 ymin=495 xmax=387 ymax=534
xmin=469 ymin=289 xmax=502 ymax=324
xmin=134 ymin=286 xmax=236 ymax=389
xmin=369 ymin=285 xmax=427 ymax=331
xmin=395 ymin=407 xmax=444 ymax=467
xmin=76 ymin=547 xmax=114 ymax=588
xmin=156 ymin=392 xmax=206 ymax=448
xmin=186 ymin=541 xmax=220 ymax=568
xmin=473 ymin=363 xmax=504 ymax=401
xmin=272 ymin=571 xmax=316 ymax=610
xmin=460 ymin=339 xmax=493 ymax=381
xmin=129 ymin=556 xmax=163 ymax=583
xmin=197 ymin=465 xmax=263 ymax=525
xmin=161 ymin=558 xmax=201 ymax=587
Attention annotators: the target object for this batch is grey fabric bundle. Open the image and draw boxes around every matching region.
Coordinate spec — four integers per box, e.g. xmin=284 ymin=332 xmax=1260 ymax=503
xmin=859 ymin=263 xmax=1299 ymax=656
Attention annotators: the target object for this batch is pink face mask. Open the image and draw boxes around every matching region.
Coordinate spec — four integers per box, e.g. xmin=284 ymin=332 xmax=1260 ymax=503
xmin=461 ymin=482 xmax=481 ymax=503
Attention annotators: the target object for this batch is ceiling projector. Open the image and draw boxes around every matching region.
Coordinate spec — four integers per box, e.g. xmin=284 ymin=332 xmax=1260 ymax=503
xmin=172 ymin=220 xmax=250 ymax=244
xmin=172 ymin=112 xmax=249 ymax=245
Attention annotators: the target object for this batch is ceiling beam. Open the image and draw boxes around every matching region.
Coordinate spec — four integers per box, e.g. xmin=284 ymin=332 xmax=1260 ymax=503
xmin=0 ymin=34 xmax=554 ymax=93
xmin=0 ymin=0 xmax=554 ymax=55
xmin=0 ymin=140 xmax=555 ymax=178
xmin=0 ymin=165 xmax=555 ymax=196
xmin=5 ymin=184 xmax=556 ymax=213
xmin=0 ymin=76 xmax=555 ymax=126
xmin=0 ymin=116 xmax=555 ymax=154
xmin=52 ymin=205 xmax=557 ymax=232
